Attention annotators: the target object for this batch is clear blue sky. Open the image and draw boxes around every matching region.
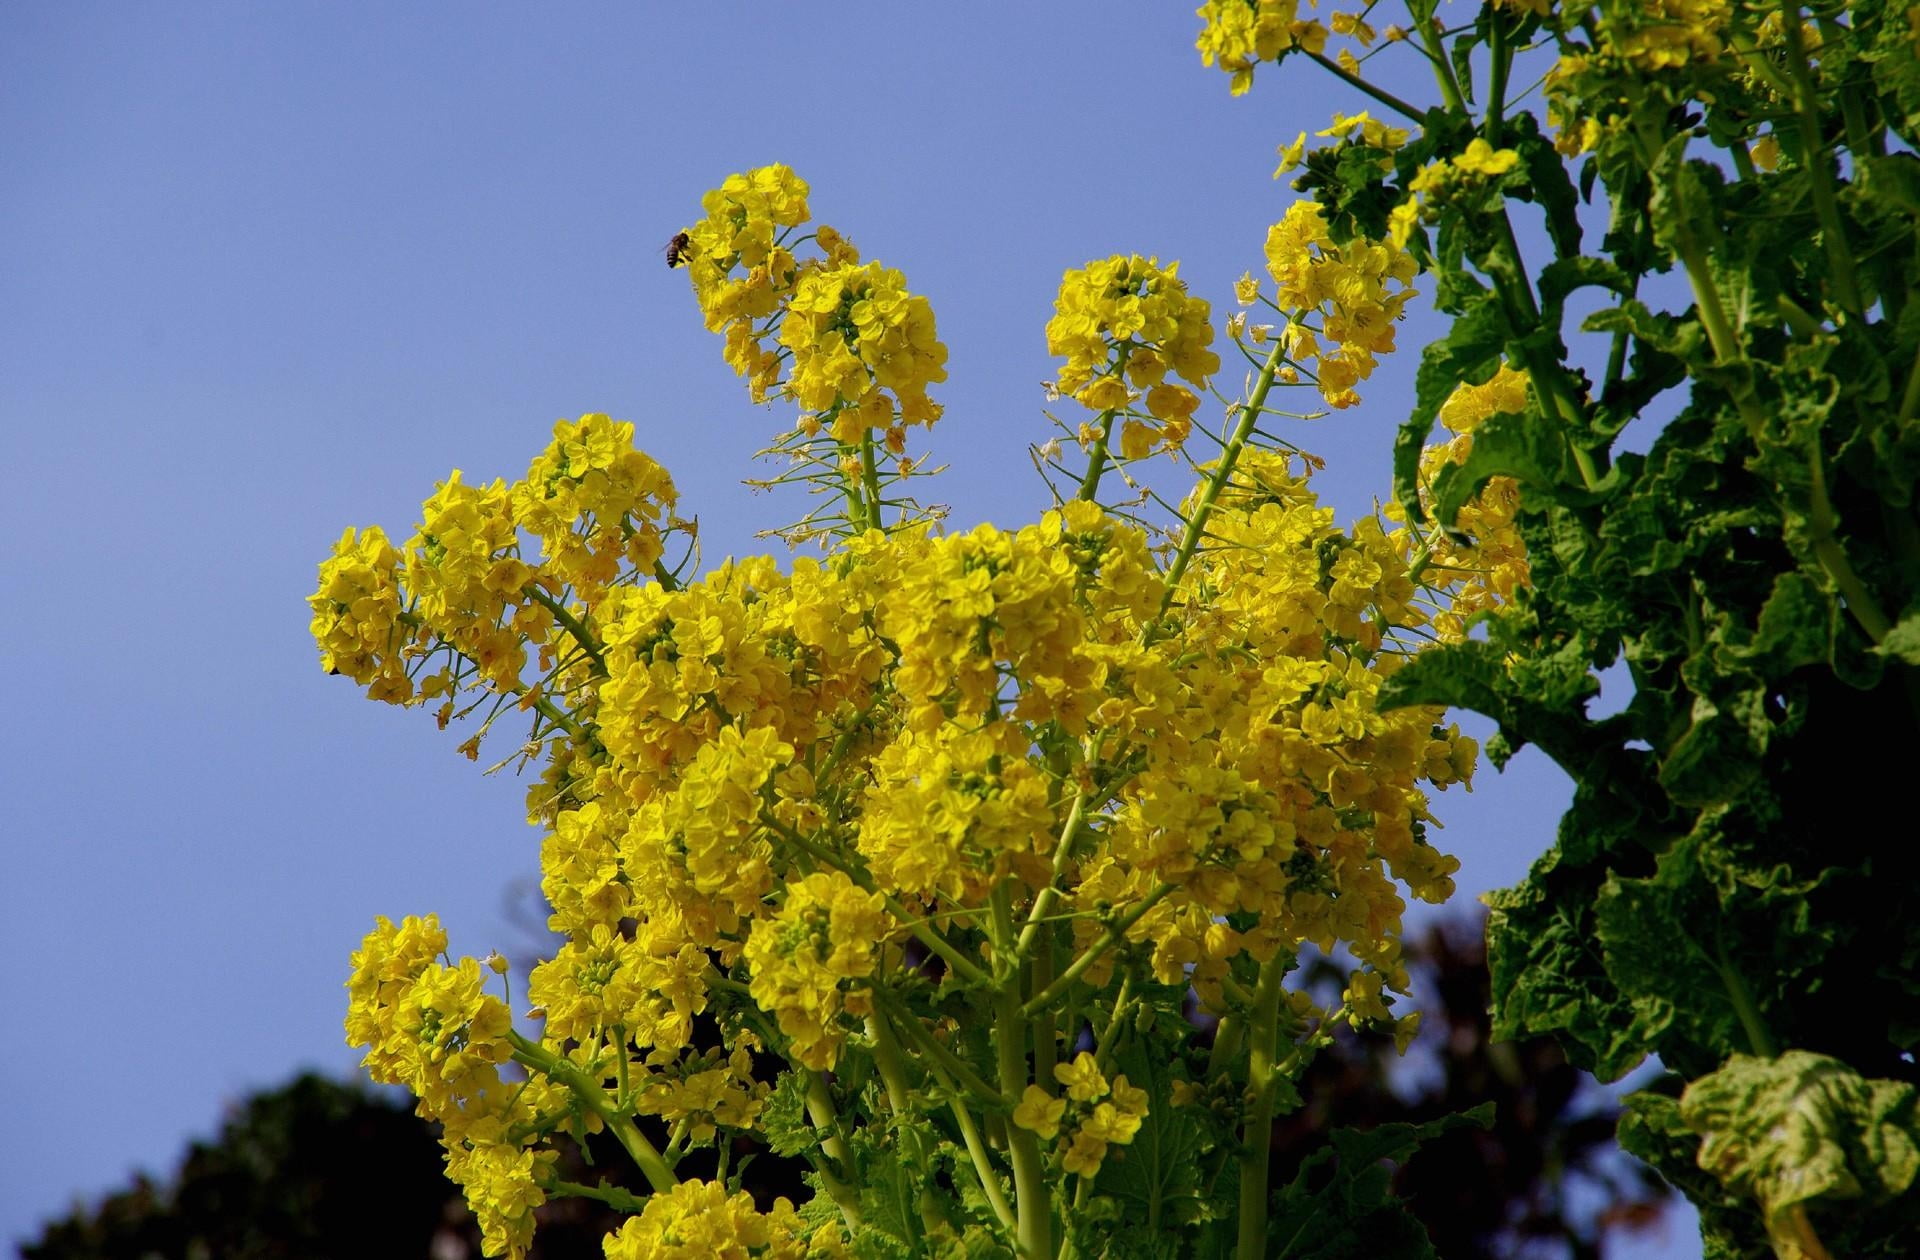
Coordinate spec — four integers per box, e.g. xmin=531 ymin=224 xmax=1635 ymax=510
xmin=1 ymin=4 xmax=1693 ymax=1254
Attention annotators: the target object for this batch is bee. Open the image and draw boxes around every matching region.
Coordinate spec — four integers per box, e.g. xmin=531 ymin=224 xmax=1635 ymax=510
xmin=663 ymin=231 xmax=692 ymax=269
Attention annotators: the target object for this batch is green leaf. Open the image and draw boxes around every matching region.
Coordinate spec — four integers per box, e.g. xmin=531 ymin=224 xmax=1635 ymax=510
xmin=1654 ymin=690 xmax=1764 ymax=809
xmin=1517 ymin=123 xmax=1583 ymax=260
xmin=849 ymin=1124 xmax=921 ymax=1259
xmin=1393 ymin=296 xmax=1509 ymax=520
xmin=1617 ymin=1088 xmax=1772 ymax=1258
xmin=1430 ymin=406 xmax=1575 ymax=527
xmin=1264 ymin=1105 xmax=1494 ymax=1259
xmin=1682 ymin=1052 xmax=1920 ymax=1236
xmin=1739 ymin=572 xmax=1832 ymax=673
xmin=1878 ymin=608 xmax=1920 ymax=665
xmin=762 ymin=1070 xmax=818 ymax=1159
xmin=1487 ymin=844 xmax=1648 ymax=1082
xmin=1093 ymin=1040 xmax=1218 ymax=1236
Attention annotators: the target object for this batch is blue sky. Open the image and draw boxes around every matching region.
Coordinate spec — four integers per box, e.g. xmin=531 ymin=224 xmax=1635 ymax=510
xmin=1 ymin=3 xmax=1691 ymax=1253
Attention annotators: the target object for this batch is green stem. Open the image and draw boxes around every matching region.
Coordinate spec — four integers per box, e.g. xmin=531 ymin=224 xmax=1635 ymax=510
xmin=509 ymin=1032 xmax=675 ymax=1193
xmin=942 ymin=1080 xmax=1019 ymax=1235
xmin=1021 ymin=883 xmax=1176 ymax=1019
xmin=1304 ymin=50 xmax=1426 ymax=123
xmin=875 ymin=992 xmax=1008 ymax=1105
xmin=1806 ymin=439 xmax=1891 ymax=643
xmin=1778 ymin=6 xmax=1863 ymax=315
xmin=545 ymin=1177 xmax=650 ymax=1213
xmin=1715 ymin=945 xmax=1776 ymax=1058
xmin=806 ymin=1072 xmax=865 ymax=1231
xmin=990 ymin=884 xmax=1053 ymax=1259
xmin=1016 ymin=787 xmax=1091 ymax=956
xmin=1091 ymin=972 xmax=1134 ymax=1076
xmin=1417 ymin=9 xmax=1469 ymax=116
xmin=860 ymin=430 xmax=885 ymax=532
xmin=1033 ymin=930 xmax=1058 ymax=1086
xmin=867 ymin=1011 xmax=916 ymax=1115
xmin=996 ymin=982 xmax=1053 ymax=1258
xmin=1158 ymin=341 xmax=1287 ymax=617
xmin=1075 ymin=410 xmax=1121 ymax=502
xmin=1233 ymin=955 xmax=1288 ymax=1260
xmin=524 ymin=587 xmax=608 ymax=677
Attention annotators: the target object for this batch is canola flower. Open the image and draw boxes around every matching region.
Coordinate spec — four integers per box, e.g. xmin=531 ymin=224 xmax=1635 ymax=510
xmin=315 ymin=161 xmax=1522 ymax=1259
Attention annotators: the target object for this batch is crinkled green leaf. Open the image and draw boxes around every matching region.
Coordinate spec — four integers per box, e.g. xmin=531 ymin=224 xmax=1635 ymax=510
xmin=1878 ymin=608 xmax=1920 ymax=665
xmin=1393 ymin=296 xmax=1509 ymax=521
xmin=1655 ymin=691 xmax=1764 ymax=809
xmin=1487 ymin=843 xmax=1648 ymax=1082
xmin=1682 ymin=1052 xmax=1920 ymax=1230
xmin=762 ymin=1070 xmax=818 ymax=1159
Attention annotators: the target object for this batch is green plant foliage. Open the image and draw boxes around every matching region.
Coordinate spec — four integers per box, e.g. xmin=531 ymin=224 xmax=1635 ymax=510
xmin=1223 ymin=0 xmax=1920 ymax=1253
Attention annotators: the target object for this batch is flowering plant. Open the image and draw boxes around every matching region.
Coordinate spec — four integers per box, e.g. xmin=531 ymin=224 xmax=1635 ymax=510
xmin=313 ymin=135 xmax=1511 ymax=1257
xmin=313 ymin=2 xmax=1920 ymax=1255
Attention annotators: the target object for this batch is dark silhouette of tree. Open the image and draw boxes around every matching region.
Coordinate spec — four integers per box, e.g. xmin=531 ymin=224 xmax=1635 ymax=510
xmin=22 ymin=911 xmax=1671 ymax=1259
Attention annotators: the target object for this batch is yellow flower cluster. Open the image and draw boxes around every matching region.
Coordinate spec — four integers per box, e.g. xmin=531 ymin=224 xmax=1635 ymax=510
xmin=1056 ymin=451 xmax=1471 ymax=1011
xmin=783 ymin=260 xmax=947 ymax=432
xmin=1013 ymin=1052 xmax=1152 ymax=1178
xmin=678 ymin=164 xmax=947 ymax=449
xmin=743 ymin=870 xmax=896 ymax=1069
xmin=345 ymin=915 xmax=562 ymax=1258
xmin=679 ymin=164 xmax=813 ymax=397
xmin=1417 ymin=364 xmax=1534 ymax=640
xmin=602 ymin=1180 xmax=844 ymax=1260
xmin=1543 ymin=0 xmax=1736 ymax=154
xmin=1047 ymin=254 xmax=1220 ymax=457
xmin=308 ymin=414 xmax=679 ymax=716
xmin=1260 ymin=201 xmax=1417 ymax=408
xmin=323 ymin=163 xmax=1510 ymax=1257
xmin=1195 ymin=0 xmax=1329 ymax=95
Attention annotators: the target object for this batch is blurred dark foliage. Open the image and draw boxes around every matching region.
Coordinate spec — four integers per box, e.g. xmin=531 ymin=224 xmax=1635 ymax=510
xmin=21 ymin=911 xmax=1672 ymax=1259
xmin=1275 ymin=912 xmax=1673 ymax=1259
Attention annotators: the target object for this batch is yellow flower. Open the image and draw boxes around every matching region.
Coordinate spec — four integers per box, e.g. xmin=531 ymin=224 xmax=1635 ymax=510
xmin=1054 ymin=1051 xmax=1110 ymax=1103
xmin=1013 ymin=1084 xmax=1067 ymax=1139
xmin=1454 ymin=138 xmax=1521 ymax=177
xmin=1062 ymin=1128 xmax=1110 ymax=1177
xmin=1273 ymin=131 xmax=1309 ymax=176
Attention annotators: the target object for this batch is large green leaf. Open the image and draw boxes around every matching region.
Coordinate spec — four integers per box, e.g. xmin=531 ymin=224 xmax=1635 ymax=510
xmin=1093 ymin=1040 xmax=1219 ymax=1237
xmin=1682 ymin=1053 xmax=1920 ymax=1243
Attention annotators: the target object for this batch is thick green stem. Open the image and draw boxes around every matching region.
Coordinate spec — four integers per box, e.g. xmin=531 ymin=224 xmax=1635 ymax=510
xmin=990 ymin=891 xmax=1053 ymax=1258
xmin=1233 ymin=955 xmax=1288 ymax=1260
xmin=1033 ymin=931 xmax=1058 ymax=1086
xmin=996 ymin=982 xmax=1054 ymax=1258
xmin=867 ymin=1011 xmax=916 ymax=1115
xmin=806 ymin=1072 xmax=865 ymax=1231
xmin=1779 ymin=6 xmax=1863 ymax=315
